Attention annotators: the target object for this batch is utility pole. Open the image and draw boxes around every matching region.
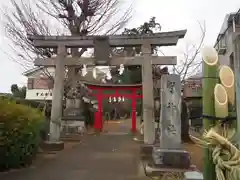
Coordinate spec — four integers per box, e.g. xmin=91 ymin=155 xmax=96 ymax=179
xmin=233 ymin=9 xmax=240 ymax=147
xmin=234 ymin=35 xmax=240 ymax=147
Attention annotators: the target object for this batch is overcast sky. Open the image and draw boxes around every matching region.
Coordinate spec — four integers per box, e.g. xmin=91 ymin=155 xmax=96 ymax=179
xmin=0 ymin=0 xmax=239 ymax=93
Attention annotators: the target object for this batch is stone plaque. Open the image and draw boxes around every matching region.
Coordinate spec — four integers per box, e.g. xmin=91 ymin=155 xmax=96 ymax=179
xmin=94 ymin=36 xmax=110 ymax=65
xmin=160 ymin=74 xmax=181 ymax=149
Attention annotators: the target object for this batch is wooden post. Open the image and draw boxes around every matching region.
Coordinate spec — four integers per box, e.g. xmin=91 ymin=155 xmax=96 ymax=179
xmin=49 ymin=45 xmax=66 ymax=142
xmin=142 ymin=41 xmax=155 ymax=144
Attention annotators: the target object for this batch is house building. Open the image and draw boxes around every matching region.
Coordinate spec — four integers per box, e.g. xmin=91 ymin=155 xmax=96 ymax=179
xmin=183 ymin=11 xmax=240 ymax=98
xmin=23 ymin=66 xmax=108 ymax=101
xmin=183 ymin=73 xmax=202 ymax=98
xmin=214 ymin=12 xmax=240 ymax=69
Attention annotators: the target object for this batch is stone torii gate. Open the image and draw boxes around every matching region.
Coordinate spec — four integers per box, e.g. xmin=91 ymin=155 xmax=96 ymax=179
xmin=29 ymin=30 xmax=186 ymax=147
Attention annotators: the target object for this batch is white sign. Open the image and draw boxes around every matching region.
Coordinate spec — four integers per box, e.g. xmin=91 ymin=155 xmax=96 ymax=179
xmin=26 ymin=89 xmax=53 ymax=100
xmin=108 ymin=96 xmax=125 ymax=103
xmin=36 ymin=92 xmax=52 ymax=97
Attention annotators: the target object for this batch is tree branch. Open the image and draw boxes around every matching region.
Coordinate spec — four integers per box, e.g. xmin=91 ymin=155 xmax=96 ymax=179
xmin=175 ymin=21 xmax=206 ymax=81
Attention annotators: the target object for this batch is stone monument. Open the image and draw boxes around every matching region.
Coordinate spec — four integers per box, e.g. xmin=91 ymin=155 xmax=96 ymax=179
xmin=146 ymin=74 xmax=191 ymax=176
xmin=144 ymin=74 xmax=203 ymax=178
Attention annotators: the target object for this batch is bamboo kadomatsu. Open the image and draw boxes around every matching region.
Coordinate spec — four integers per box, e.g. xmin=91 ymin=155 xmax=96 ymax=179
xmin=219 ymin=65 xmax=235 ymax=105
xmin=214 ymin=83 xmax=228 ymax=118
xmin=202 ymin=46 xmax=219 ymax=180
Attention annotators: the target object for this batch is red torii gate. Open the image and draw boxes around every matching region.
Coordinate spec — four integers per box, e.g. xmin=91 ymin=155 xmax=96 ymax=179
xmin=85 ymin=83 xmax=142 ymax=132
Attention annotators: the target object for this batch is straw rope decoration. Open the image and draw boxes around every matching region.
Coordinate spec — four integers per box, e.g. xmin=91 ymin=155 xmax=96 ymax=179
xmin=190 ymin=47 xmax=240 ymax=180
xmin=152 ymin=47 xmax=240 ymax=180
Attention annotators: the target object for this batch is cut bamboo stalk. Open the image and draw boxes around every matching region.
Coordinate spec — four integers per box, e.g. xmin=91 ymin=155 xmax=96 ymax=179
xmin=202 ymin=46 xmax=218 ymax=180
xmin=214 ymin=83 xmax=228 ymax=118
xmin=202 ymin=47 xmax=219 ymax=65
xmin=219 ymin=65 xmax=235 ymax=105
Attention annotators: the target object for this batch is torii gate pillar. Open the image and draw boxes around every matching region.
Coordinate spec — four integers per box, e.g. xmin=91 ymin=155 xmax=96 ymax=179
xmin=142 ymin=41 xmax=155 ymax=144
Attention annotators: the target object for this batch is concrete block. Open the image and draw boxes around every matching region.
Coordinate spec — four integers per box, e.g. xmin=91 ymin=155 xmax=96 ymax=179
xmin=184 ymin=171 xmax=204 ymax=180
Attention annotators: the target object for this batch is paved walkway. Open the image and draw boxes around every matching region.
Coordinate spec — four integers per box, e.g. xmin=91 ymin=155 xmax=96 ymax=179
xmin=0 ymin=119 xmax=147 ymax=180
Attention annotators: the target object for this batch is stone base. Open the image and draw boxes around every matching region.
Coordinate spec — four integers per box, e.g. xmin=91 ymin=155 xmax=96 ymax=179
xmin=145 ymin=163 xmax=198 ymax=177
xmin=152 ymin=147 xmax=191 ymax=169
xmin=41 ymin=141 xmax=64 ymax=151
xmin=140 ymin=144 xmax=154 ymax=160
xmin=61 ymin=120 xmax=85 ymax=135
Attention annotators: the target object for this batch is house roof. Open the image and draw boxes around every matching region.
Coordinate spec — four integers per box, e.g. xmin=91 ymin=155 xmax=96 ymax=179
xmin=22 ymin=67 xmax=44 ymax=76
xmin=214 ymin=12 xmax=239 ymax=47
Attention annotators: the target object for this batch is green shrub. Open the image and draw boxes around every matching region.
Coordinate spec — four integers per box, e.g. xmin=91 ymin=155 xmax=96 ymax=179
xmin=0 ymin=98 xmax=44 ymax=170
xmin=0 ymin=96 xmax=44 ymax=110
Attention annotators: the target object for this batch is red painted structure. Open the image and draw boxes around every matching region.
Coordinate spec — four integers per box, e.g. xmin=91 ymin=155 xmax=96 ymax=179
xmin=85 ymin=83 xmax=142 ymax=132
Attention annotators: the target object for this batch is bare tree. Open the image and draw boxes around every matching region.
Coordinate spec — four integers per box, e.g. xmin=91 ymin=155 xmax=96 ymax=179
xmin=1 ymin=0 xmax=132 ymax=118
xmin=172 ymin=21 xmax=206 ymax=142
xmin=2 ymin=0 xmax=132 ymax=69
xmin=173 ymin=21 xmax=206 ymax=81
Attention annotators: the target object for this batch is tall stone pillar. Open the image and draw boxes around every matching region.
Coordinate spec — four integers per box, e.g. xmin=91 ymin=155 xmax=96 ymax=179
xmin=142 ymin=41 xmax=155 ymax=144
xmin=159 ymin=74 xmax=181 ymax=149
xmin=49 ymin=45 xmax=66 ymax=143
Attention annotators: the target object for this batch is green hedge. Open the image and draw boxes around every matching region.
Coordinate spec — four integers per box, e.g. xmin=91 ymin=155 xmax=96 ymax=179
xmin=0 ymin=98 xmax=44 ymax=170
xmin=0 ymin=96 xmax=45 ymax=110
